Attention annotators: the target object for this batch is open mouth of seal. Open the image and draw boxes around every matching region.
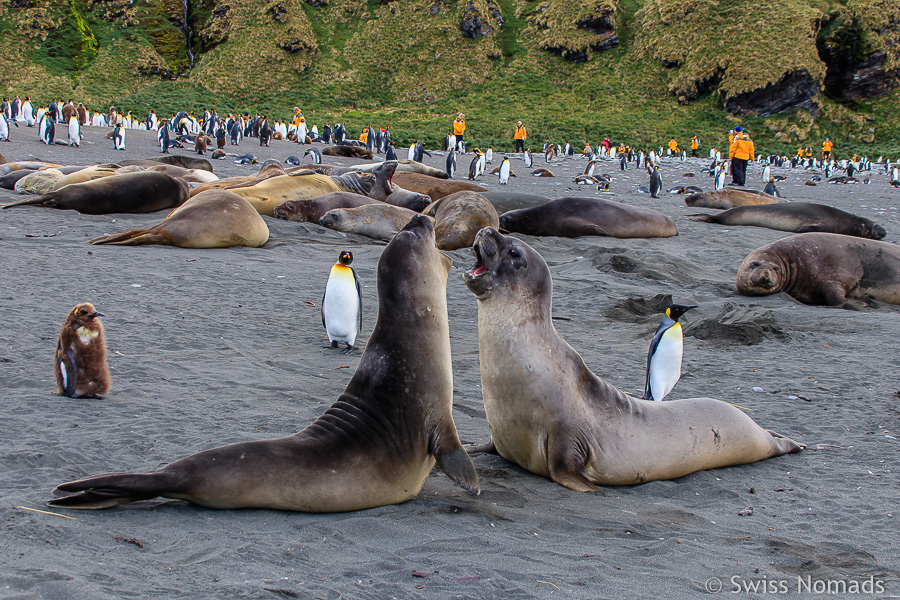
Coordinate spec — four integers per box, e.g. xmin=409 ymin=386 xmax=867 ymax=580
xmin=467 ymin=243 xmax=486 ymax=278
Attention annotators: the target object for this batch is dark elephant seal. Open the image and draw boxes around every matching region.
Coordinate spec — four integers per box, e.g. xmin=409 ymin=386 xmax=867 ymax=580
xmin=345 ymin=159 xmax=450 ymax=179
xmin=392 ymin=172 xmax=488 ymax=201
xmin=0 ymin=168 xmax=35 ymax=190
xmin=119 ymin=156 xmax=214 ymax=173
xmin=320 ymin=203 xmax=423 ymax=242
xmin=499 ymin=197 xmax=678 ymax=238
xmin=385 ymin=185 xmax=431 ymax=212
xmin=463 ymin=228 xmax=803 ymax=490
xmin=3 ymin=172 xmax=189 ymax=214
xmin=480 ymin=191 xmax=550 ymax=214
xmin=91 ymin=191 xmax=269 ymax=248
xmin=423 ymin=191 xmax=499 ymax=250
xmin=273 ymin=192 xmax=380 ymax=222
xmin=736 ymin=233 xmax=900 ymax=307
xmin=49 ymin=215 xmax=478 ymax=511
xmin=685 ymin=189 xmax=778 ymax=209
xmin=322 ymin=145 xmax=373 ymax=159
xmin=692 ymin=203 xmax=886 ymax=239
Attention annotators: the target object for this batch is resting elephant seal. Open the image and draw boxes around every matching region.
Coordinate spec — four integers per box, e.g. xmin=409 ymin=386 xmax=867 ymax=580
xmin=736 ymin=233 xmax=900 ymax=307
xmin=685 ymin=189 xmax=778 ymax=209
xmin=190 ymin=160 xmax=288 ymax=196
xmin=320 ymin=203 xmax=423 ymax=242
xmin=343 ymin=159 xmax=450 ymax=180
xmin=49 ymin=215 xmax=478 ymax=511
xmin=692 ymin=203 xmax=886 ymax=239
xmin=91 ymin=191 xmax=269 ymax=248
xmin=423 ymin=191 xmax=499 ymax=250
xmin=3 ymin=171 xmax=189 ymax=214
xmin=480 ymin=191 xmax=550 ymax=214
xmin=463 ymin=228 xmax=803 ymax=490
xmin=0 ymin=168 xmax=35 ymax=190
xmin=14 ymin=168 xmax=64 ymax=194
xmin=392 ymin=172 xmax=488 ymax=201
xmin=52 ymin=165 xmax=121 ymax=190
xmin=229 ymin=171 xmax=378 ymax=217
xmin=273 ymin=192 xmax=380 ymax=222
xmin=321 ymin=145 xmax=373 ymax=159
xmin=499 ymin=197 xmax=678 ymax=238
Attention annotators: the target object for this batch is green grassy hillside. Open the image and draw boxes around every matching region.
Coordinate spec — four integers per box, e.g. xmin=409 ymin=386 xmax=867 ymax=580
xmin=2 ymin=0 xmax=899 ymax=157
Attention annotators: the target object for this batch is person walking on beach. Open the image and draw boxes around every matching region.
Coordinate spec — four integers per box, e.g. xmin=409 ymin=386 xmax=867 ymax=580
xmin=729 ymin=125 xmax=754 ymax=187
xmin=514 ymin=120 xmax=527 ymax=153
xmin=452 ymin=113 xmax=466 ymax=152
xmin=668 ymin=138 xmax=679 ymax=155
xmin=690 ymin=135 xmax=700 ymax=157
xmin=822 ymin=137 xmax=833 ymax=159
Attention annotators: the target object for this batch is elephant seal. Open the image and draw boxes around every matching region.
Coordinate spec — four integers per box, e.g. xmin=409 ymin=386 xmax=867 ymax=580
xmin=685 ymin=189 xmax=778 ymax=210
xmin=480 ymin=192 xmax=550 ymax=214
xmin=499 ymin=197 xmax=678 ymax=238
xmin=190 ymin=160 xmax=288 ymax=196
xmin=736 ymin=233 xmax=900 ymax=307
xmin=273 ymin=192 xmax=381 ymax=222
xmin=320 ymin=203 xmax=424 ymax=242
xmin=322 ymin=145 xmax=373 ymax=159
xmin=91 ymin=191 xmax=269 ymax=248
xmin=148 ymin=155 xmax=214 ymax=172
xmin=345 ymin=159 xmax=450 ymax=180
xmin=392 ymin=172 xmax=488 ymax=201
xmin=0 ymin=168 xmax=35 ymax=190
xmin=52 ymin=165 xmax=121 ymax=190
xmin=692 ymin=203 xmax=886 ymax=239
xmin=385 ymin=185 xmax=431 ymax=212
xmin=463 ymin=228 xmax=803 ymax=490
xmin=3 ymin=172 xmax=189 ymax=214
xmin=229 ymin=171 xmax=379 ymax=217
xmin=423 ymin=191 xmax=499 ymax=250
xmin=0 ymin=161 xmax=63 ymax=177
xmin=14 ymin=168 xmax=64 ymax=194
xmin=49 ymin=215 xmax=478 ymax=511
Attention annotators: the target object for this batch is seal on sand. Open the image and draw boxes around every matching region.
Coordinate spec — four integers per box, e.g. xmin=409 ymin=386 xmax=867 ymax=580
xmin=736 ymin=232 xmax=900 ymax=307
xmin=391 ymin=172 xmax=488 ymax=202
xmin=685 ymin=189 xmax=778 ymax=210
xmin=423 ymin=191 xmax=499 ymax=251
xmin=49 ymin=215 xmax=479 ymax=511
xmin=273 ymin=192 xmax=381 ymax=223
xmin=499 ymin=197 xmax=678 ymax=239
xmin=691 ymin=202 xmax=886 ymax=240
xmin=91 ymin=191 xmax=269 ymax=248
xmin=229 ymin=171 xmax=380 ymax=217
xmin=3 ymin=172 xmax=189 ymax=215
xmin=463 ymin=228 xmax=803 ymax=490
xmin=319 ymin=203 xmax=423 ymax=242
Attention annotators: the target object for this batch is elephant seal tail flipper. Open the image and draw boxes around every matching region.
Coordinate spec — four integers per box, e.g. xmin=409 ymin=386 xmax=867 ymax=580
xmin=49 ymin=471 xmax=177 ymax=509
xmin=431 ymin=433 xmax=480 ymax=495
xmin=766 ymin=430 xmax=806 ymax=454
xmin=2 ymin=195 xmax=51 ymax=209
xmin=548 ymin=437 xmax=598 ymax=492
xmin=91 ymin=229 xmax=168 ymax=246
xmin=687 ymin=213 xmax=718 ymax=222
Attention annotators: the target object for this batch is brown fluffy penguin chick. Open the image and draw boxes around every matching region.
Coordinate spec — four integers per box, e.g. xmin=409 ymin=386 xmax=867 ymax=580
xmin=55 ymin=303 xmax=110 ymax=398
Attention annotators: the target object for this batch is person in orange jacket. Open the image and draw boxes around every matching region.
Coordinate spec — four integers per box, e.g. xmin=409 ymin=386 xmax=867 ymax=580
xmin=514 ymin=120 xmax=526 ymax=153
xmin=668 ymin=138 xmax=679 ymax=154
xmin=729 ymin=125 xmax=754 ymax=186
xmin=804 ymin=145 xmax=813 ymax=157
xmin=452 ymin=113 xmax=466 ymax=150
xmin=359 ymin=128 xmax=368 ymax=143
xmin=690 ymin=135 xmax=700 ymax=157
xmin=822 ymin=137 xmax=833 ymax=159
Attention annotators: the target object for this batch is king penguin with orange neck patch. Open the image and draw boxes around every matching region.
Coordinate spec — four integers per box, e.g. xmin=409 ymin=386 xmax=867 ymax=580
xmin=322 ymin=250 xmax=362 ymax=354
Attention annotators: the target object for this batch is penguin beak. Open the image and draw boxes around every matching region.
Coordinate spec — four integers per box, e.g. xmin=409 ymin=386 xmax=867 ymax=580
xmin=89 ymin=311 xmax=104 ymax=318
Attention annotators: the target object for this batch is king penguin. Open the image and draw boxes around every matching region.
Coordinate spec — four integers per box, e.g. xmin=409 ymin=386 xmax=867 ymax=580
xmin=113 ymin=124 xmax=125 ymax=151
xmin=385 ymin=143 xmax=397 ymax=161
xmin=304 ymin=146 xmax=322 ymax=164
xmin=762 ymin=163 xmax=770 ymax=184
xmin=158 ymin=120 xmax=170 ymax=153
xmin=498 ymin=156 xmax=510 ymax=185
xmin=446 ymin=148 xmax=457 ymax=178
xmin=485 ymin=147 xmax=493 ymax=164
xmin=67 ymin=114 xmax=80 ymax=147
xmin=322 ymin=250 xmax=362 ymax=354
xmin=649 ymin=165 xmax=662 ymax=199
xmin=524 ymin=149 xmax=533 ymax=168
xmin=0 ymin=113 xmax=8 ymax=142
xmin=643 ymin=304 xmax=697 ymax=402
xmin=55 ymin=302 xmax=111 ymax=398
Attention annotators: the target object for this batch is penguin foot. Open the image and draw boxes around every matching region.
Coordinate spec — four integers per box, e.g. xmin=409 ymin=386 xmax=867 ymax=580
xmin=321 ymin=341 xmax=339 ymax=349
xmin=339 ymin=345 xmax=354 ymax=355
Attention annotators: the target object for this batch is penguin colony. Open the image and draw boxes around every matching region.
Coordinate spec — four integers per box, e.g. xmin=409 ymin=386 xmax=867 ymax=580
xmin=1 ymin=93 xmax=898 ymax=517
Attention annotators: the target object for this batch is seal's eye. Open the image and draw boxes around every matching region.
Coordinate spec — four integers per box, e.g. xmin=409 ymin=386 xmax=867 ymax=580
xmin=773 ymin=266 xmax=781 ymax=273
xmin=509 ymin=248 xmax=520 ymax=258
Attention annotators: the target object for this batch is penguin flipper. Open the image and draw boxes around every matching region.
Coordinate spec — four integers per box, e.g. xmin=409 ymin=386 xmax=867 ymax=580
xmin=643 ymin=327 xmax=666 ymax=400
xmin=59 ymin=349 xmax=77 ymax=397
xmin=354 ymin=268 xmax=362 ymax=332
xmin=49 ymin=472 xmax=175 ymax=510
xmin=321 ymin=288 xmax=327 ymax=329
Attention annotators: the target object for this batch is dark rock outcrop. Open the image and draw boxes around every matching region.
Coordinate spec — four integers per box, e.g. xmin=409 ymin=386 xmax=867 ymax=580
xmin=724 ymin=69 xmax=820 ymax=117
xmin=460 ymin=0 xmax=493 ymax=38
xmin=818 ymin=16 xmax=900 ymax=100
xmin=10 ymin=0 xmax=32 ymax=7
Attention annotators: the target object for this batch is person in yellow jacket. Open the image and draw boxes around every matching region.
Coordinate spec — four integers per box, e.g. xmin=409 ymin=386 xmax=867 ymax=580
xmin=690 ymin=135 xmax=700 ymax=157
xmin=728 ymin=125 xmax=754 ymax=186
xmin=797 ymin=146 xmax=805 ymax=157
xmin=452 ymin=113 xmax=466 ymax=150
xmin=668 ymin=138 xmax=679 ymax=154
xmin=804 ymin=145 xmax=813 ymax=157
xmin=359 ymin=128 xmax=368 ymax=144
xmin=514 ymin=120 xmax=526 ymax=153
xmin=291 ymin=107 xmax=305 ymax=128
xmin=822 ymin=137 xmax=833 ymax=159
